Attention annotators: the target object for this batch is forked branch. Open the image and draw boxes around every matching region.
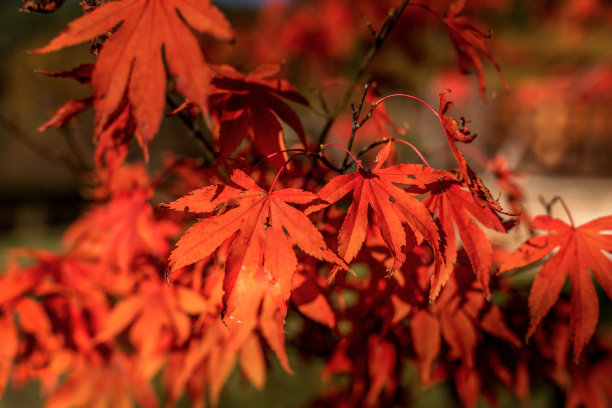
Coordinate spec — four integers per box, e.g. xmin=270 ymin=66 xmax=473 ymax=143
xmin=317 ymin=0 xmax=411 ymax=146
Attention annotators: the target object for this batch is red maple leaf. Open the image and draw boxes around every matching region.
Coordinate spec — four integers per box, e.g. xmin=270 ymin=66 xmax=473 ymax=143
xmin=309 ymin=142 xmax=444 ymax=277
xmin=488 ymin=154 xmax=527 ymax=219
xmin=209 ymin=64 xmax=308 ymax=168
xmin=37 ymin=64 xmax=136 ymax=174
xmin=499 ymin=213 xmax=612 ymax=359
xmin=410 ymin=258 xmax=520 ymax=383
xmin=567 ymin=355 xmax=612 ymax=408
xmin=32 ymin=0 xmax=234 ymax=151
xmin=165 ymin=168 xmax=346 ymax=316
xmin=424 ymin=178 xmax=507 ymax=301
xmin=442 ymin=0 xmax=508 ymax=101
xmin=437 ymin=91 xmax=509 ymax=214
xmin=291 ymin=259 xmax=336 ymax=328
xmin=0 ymin=316 xmax=18 ymax=397
xmin=36 ymin=64 xmax=94 ymax=132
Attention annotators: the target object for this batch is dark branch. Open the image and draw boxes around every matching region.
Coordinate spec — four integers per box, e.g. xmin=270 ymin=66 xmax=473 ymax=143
xmin=166 ymin=95 xmax=217 ymax=163
xmin=316 ymin=0 xmax=411 ymax=146
xmin=1 ymin=112 xmax=83 ymax=175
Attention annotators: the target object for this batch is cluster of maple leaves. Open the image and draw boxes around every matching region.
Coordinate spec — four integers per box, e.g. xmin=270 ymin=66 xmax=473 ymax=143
xmin=2 ymin=0 xmax=612 ymax=407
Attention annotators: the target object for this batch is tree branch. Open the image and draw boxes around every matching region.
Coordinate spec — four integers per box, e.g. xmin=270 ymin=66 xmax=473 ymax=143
xmin=166 ymin=95 xmax=217 ymax=163
xmin=1 ymin=113 xmax=84 ymax=175
xmin=316 ymin=0 xmax=411 ymax=146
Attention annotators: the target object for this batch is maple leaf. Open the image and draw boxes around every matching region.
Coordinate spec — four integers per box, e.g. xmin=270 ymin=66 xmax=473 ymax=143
xmin=310 ymin=142 xmax=444 ymax=277
xmin=45 ymin=352 xmax=159 ymax=408
xmin=37 ymin=64 xmax=135 ymax=174
xmin=424 ymin=179 xmax=507 ymax=301
xmin=499 ymin=213 xmax=612 ymax=359
xmin=437 ymin=91 xmax=509 ymax=214
xmin=95 ymin=278 xmax=207 ymax=362
xmin=410 ymin=309 xmax=440 ymax=383
xmin=291 ymin=260 xmax=336 ymax=328
xmin=567 ymin=356 xmax=612 ymax=408
xmin=442 ymin=0 xmax=508 ymax=101
xmin=163 ymin=265 xmax=292 ymax=406
xmin=64 ymin=165 xmax=179 ymax=277
xmin=410 ymin=258 xmax=520 ymax=383
xmin=365 ymin=335 xmax=397 ymax=406
xmin=64 ymin=188 xmax=176 ymax=272
xmin=0 ymin=250 xmax=108 ymax=321
xmin=0 ymin=251 xmax=119 ymax=397
xmin=209 ymin=64 xmax=308 ymax=168
xmin=0 ymin=316 xmax=18 ymax=398
xmin=165 ymin=168 xmax=346 ymax=316
xmin=37 ymin=64 xmax=94 ymax=132
xmin=488 ymin=154 xmax=527 ymax=220
xmin=32 ymin=0 xmax=234 ymax=151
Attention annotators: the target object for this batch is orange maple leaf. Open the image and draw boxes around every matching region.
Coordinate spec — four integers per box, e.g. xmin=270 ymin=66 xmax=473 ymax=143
xmin=46 ymin=352 xmax=158 ymax=408
xmin=163 ymin=264 xmax=292 ymax=406
xmin=63 ymin=165 xmax=179 ymax=282
xmin=94 ymin=276 xmax=210 ymax=381
xmin=32 ymin=0 xmax=234 ymax=151
xmin=310 ymin=142 xmax=444 ymax=277
xmin=165 ymin=169 xmax=347 ymax=316
xmin=499 ymin=214 xmax=612 ymax=359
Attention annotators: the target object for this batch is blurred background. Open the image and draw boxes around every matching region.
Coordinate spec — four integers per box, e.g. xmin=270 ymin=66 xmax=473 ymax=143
xmin=1 ymin=0 xmax=611 ymax=406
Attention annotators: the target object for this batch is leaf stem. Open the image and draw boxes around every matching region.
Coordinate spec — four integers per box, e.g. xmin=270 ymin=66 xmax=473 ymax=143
xmin=373 ymin=93 xmax=440 ymax=119
xmin=0 ymin=112 xmax=83 ymax=175
xmin=540 ymin=196 xmax=575 ymax=228
xmin=59 ymin=127 xmax=92 ymax=173
xmin=390 ymin=138 xmax=432 ymax=167
xmin=268 ymin=152 xmax=307 ymax=194
xmin=166 ymin=95 xmax=217 ymax=163
xmin=354 ymin=138 xmax=431 ymax=168
xmin=321 ymin=143 xmax=362 ymax=170
xmin=254 ymin=148 xmax=307 ymax=170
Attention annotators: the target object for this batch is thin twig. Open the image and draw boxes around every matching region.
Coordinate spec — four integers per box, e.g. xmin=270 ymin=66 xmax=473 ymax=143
xmin=166 ymin=95 xmax=217 ymax=163
xmin=316 ymin=0 xmax=411 ymax=146
xmin=268 ymin=152 xmax=308 ymax=194
xmin=539 ymin=196 xmax=575 ymax=228
xmin=59 ymin=127 xmax=92 ymax=172
xmin=0 ymin=113 xmax=82 ymax=175
xmin=341 ymin=83 xmax=370 ymax=169
xmin=312 ymin=152 xmax=343 ymax=173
